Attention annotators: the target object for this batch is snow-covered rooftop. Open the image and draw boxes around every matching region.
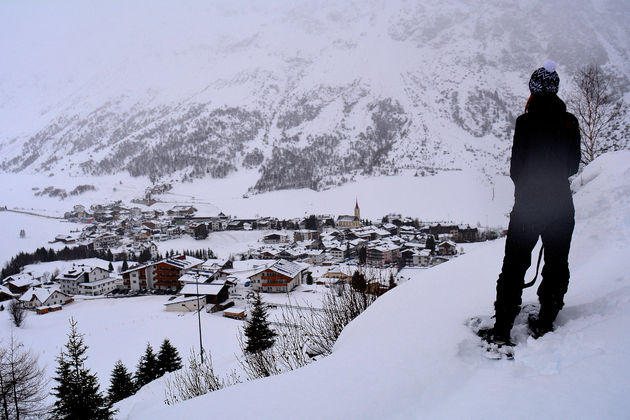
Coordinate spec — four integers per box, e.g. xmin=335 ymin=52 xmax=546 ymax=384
xmin=179 ymin=283 xmax=227 ymax=296
xmin=19 ymin=285 xmax=65 ymax=303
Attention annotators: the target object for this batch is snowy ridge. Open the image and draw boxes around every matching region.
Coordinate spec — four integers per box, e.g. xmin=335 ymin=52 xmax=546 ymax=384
xmin=127 ymin=151 xmax=630 ymax=419
xmin=1 ymin=0 xmax=629 ymax=192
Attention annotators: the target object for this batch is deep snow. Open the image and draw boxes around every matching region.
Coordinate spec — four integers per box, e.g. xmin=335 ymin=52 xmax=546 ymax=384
xmin=126 ymin=152 xmax=630 ymax=419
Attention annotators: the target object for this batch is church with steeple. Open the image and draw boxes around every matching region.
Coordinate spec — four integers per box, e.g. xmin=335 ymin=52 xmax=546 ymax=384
xmin=337 ymin=199 xmax=362 ymax=228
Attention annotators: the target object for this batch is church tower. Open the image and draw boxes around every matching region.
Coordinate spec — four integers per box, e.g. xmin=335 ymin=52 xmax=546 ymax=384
xmin=354 ymin=199 xmax=360 ymax=220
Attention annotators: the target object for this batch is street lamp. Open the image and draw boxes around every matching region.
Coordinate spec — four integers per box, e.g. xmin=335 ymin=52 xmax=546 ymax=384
xmin=195 ymin=272 xmax=204 ymax=364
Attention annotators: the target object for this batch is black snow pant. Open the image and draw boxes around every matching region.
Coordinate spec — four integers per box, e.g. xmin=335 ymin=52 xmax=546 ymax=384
xmin=494 ymin=210 xmax=575 ymax=329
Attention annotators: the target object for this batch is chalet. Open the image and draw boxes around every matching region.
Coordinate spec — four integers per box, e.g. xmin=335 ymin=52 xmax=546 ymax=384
xmin=258 ymin=249 xmax=280 ymax=260
xmin=202 ymin=258 xmax=229 ymax=271
xmin=150 ymin=255 xmax=204 ymax=291
xmin=0 ymin=285 xmax=16 ymax=302
xmin=457 ymin=226 xmax=480 ymax=242
xmin=429 ymin=224 xmax=459 ymax=239
xmin=78 ymin=276 xmax=117 ymax=296
xmin=399 ymin=226 xmax=416 ymax=237
xmin=121 ymin=262 xmax=154 ymax=291
xmin=4 ymin=273 xmax=40 ymax=296
xmin=294 ymin=230 xmax=319 ymax=242
xmin=178 ymin=269 xmax=220 ymax=285
xmin=167 ymin=206 xmax=197 ymax=217
xmin=134 ymin=229 xmax=152 ymax=241
xmin=122 ymin=255 xmax=204 ymax=291
xmin=209 ymin=217 xmax=228 ymax=231
xmin=227 ymin=220 xmax=245 ymax=230
xmin=328 ymin=246 xmax=346 ymax=261
xmin=322 ymin=267 xmax=353 ymax=283
xmin=382 ymin=223 xmax=399 ymax=235
xmin=276 ymin=248 xmax=304 ymax=261
xmin=263 ymin=233 xmax=289 ymax=244
xmin=53 ymin=234 xmax=77 ymax=244
xmin=401 ymin=249 xmax=432 ymax=267
xmin=437 ymin=241 xmax=458 ymax=256
xmin=164 ymin=295 xmax=205 ymax=312
xmin=19 ymin=285 xmax=73 ymax=309
xmin=57 ymin=265 xmax=113 ymax=295
xmin=302 ymin=249 xmax=325 ymax=265
xmin=93 ymin=233 xmax=120 ymax=249
xmin=179 ymin=282 xmax=230 ymax=305
xmin=366 ymin=242 xmax=401 ymax=267
xmin=248 ymin=259 xmax=306 ymax=293
xmin=223 ymin=307 xmax=246 ymax=320
xmin=142 ymin=221 xmax=157 ymax=230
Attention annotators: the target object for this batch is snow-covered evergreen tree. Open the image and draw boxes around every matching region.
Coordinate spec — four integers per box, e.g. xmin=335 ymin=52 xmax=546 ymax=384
xmin=107 ymin=360 xmax=136 ymax=404
xmin=157 ymin=339 xmax=182 ymax=375
xmin=135 ymin=343 xmax=159 ymax=388
xmin=51 ymin=318 xmax=113 ymax=420
xmin=243 ymin=292 xmax=276 ymax=353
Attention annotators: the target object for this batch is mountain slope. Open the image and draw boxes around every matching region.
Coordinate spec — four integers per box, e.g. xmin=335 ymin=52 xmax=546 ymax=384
xmin=1 ymin=0 xmax=629 ymax=192
xmin=125 ymin=150 xmax=630 ymax=419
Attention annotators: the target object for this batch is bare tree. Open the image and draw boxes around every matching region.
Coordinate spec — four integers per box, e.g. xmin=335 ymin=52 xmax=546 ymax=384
xmin=568 ymin=64 xmax=629 ymax=164
xmin=163 ymin=349 xmax=238 ymax=405
xmin=8 ymin=301 xmax=26 ymax=328
xmin=0 ymin=334 xmax=50 ymax=420
xmin=237 ymin=266 xmax=386 ymax=379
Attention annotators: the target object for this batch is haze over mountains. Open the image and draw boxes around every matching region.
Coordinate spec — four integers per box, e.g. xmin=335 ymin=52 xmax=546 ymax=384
xmin=1 ymin=0 xmax=629 ymax=193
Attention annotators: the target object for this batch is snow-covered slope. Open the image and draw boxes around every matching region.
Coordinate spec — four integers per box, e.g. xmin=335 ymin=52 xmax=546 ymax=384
xmin=1 ymin=0 xmax=629 ymax=192
xmin=128 ymin=151 xmax=630 ymax=419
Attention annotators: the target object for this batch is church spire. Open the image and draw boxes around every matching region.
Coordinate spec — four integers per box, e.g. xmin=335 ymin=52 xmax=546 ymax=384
xmin=354 ymin=198 xmax=360 ymax=220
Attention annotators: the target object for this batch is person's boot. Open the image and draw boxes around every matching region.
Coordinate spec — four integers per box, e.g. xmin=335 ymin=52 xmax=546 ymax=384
xmin=528 ymin=303 xmax=560 ymax=338
xmin=477 ymin=312 xmax=515 ymax=347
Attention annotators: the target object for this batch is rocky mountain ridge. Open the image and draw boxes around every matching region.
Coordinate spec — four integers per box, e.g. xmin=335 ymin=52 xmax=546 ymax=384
xmin=1 ymin=0 xmax=628 ymax=192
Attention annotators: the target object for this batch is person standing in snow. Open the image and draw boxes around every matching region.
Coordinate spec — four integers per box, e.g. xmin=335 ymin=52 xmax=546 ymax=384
xmin=483 ymin=61 xmax=581 ymax=345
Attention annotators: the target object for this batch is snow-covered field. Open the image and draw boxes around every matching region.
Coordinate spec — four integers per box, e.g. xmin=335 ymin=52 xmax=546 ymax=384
xmin=156 ymin=230 xmax=270 ymax=260
xmin=0 ymin=167 xmax=514 ymax=225
xmin=162 ymin=168 xmax=514 ymax=225
xmin=0 ymin=295 xmax=243 ymax=402
xmin=118 ymin=151 xmax=630 ymax=419
xmin=0 ymin=211 xmax=81 ymax=266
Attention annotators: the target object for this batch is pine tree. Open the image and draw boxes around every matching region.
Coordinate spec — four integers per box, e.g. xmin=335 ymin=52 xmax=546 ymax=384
xmin=243 ymin=292 xmax=276 ymax=353
xmin=121 ymin=259 xmax=129 ymax=272
xmin=51 ymin=318 xmax=114 ymax=420
xmin=107 ymin=360 xmax=136 ymax=404
xmin=426 ymin=235 xmax=436 ymax=253
xmin=388 ymin=273 xmax=397 ymax=290
xmin=107 ymin=262 xmax=114 ymax=272
xmin=135 ymin=343 xmax=159 ymax=388
xmin=351 ymin=271 xmax=366 ymax=292
xmin=157 ymin=339 xmax=182 ymax=375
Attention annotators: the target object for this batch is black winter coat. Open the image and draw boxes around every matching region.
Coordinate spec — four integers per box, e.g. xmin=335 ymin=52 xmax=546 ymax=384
xmin=510 ymin=94 xmax=581 ymax=221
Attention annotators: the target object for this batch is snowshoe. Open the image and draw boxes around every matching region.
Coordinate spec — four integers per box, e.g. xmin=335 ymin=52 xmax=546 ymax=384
xmin=466 ymin=317 xmax=515 ymax=360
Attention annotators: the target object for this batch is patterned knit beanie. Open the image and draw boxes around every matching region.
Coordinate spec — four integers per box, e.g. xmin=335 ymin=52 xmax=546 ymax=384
xmin=529 ymin=60 xmax=559 ymax=95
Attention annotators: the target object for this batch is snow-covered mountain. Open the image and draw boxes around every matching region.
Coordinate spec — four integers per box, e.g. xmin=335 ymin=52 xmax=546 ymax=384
xmin=116 ymin=150 xmax=630 ymax=419
xmin=1 ymin=0 xmax=629 ymax=192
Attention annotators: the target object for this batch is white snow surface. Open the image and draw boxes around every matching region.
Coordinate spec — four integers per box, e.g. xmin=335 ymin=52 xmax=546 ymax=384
xmin=129 ymin=152 xmax=630 ymax=419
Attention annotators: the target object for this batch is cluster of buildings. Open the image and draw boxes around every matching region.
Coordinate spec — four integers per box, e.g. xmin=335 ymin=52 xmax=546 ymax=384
xmin=1 ymin=271 xmax=74 ymax=314
xmin=247 ymin=222 xmax=468 ymax=269
xmin=0 ymin=199 xmax=497 ymax=316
